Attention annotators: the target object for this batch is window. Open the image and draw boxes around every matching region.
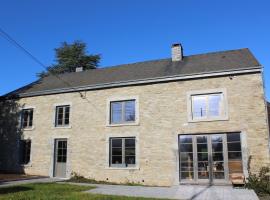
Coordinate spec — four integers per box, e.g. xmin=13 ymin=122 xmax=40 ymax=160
xmin=20 ymin=140 xmax=31 ymax=164
xmin=188 ymin=90 xmax=227 ymax=121
xmin=110 ymin=137 xmax=136 ymax=167
xmin=21 ymin=109 xmax=33 ymax=129
xmin=227 ymin=133 xmax=243 ymax=176
xmin=55 ymin=105 xmax=70 ymax=127
xmin=110 ymin=100 xmax=135 ymax=124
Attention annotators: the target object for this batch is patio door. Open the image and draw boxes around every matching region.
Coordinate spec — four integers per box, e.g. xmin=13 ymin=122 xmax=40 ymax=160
xmin=53 ymin=139 xmax=67 ymax=178
xmin=179 ymin=134 xmax=228 ymax=184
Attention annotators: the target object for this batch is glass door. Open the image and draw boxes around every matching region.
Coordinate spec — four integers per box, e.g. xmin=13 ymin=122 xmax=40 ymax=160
xmin=196 ymin=135 xmax=210 ymax=181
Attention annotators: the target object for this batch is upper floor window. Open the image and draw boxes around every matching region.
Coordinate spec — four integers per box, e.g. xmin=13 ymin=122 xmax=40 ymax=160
xmin=188 ymin=89 xmax=228 ymax=122
xmin=110 ymin=100 xmax=135 ymax=124
xmin=21 ymin=109 xmax=33 ymax=129
xmin=55 ymin=105 xmax=70 ymax=127
xmin=20 ymin=139 xmax=31 ymax=165
xmin=110 ymin=137 xmax=136 ymax=167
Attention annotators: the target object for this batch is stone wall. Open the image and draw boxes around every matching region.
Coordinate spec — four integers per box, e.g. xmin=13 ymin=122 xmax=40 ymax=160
xmin=14 ymin=72 xmax=270 ymax=186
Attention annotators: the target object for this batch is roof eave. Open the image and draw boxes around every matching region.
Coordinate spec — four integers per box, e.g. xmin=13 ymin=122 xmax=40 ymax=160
xmin=18 ymin=66 xmax=262 ymax=98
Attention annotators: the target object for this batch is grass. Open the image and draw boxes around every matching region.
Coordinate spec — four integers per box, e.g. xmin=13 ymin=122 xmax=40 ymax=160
xmin=0 ymin=183 xmax=167 ymax=200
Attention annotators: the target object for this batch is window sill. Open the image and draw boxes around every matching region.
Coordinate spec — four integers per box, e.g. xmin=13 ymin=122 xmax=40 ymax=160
xmin=106 ymin=122 xmax=139 ymax=127
xmin=52 ymin=125 xmax=72 ymax=129
xmin=22 ymin=126 xmax=35 ymax=131
xmin=105 ymin=166 xmax=139 ymax=170
xmin=188 ymin=116 xmax=229 ymax=123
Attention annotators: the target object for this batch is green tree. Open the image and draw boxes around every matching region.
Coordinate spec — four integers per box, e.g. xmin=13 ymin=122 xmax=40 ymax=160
xmin=38 ymin=41 xmax=100 ymax=77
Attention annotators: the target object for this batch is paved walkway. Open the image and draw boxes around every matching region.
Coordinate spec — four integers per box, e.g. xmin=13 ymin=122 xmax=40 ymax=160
xmin=77 ymin=183 xmax=258 ymax=200
xmin=0 ymin=177 xmax=61 ymax=187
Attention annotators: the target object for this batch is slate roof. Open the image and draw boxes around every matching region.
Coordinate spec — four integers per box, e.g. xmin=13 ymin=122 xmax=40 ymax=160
xmin=5 ymin=48 xmax=261 ymax=98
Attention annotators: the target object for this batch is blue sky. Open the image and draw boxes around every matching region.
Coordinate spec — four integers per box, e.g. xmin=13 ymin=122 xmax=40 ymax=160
xmin=0 ymin=0 xmax=270 ymax=100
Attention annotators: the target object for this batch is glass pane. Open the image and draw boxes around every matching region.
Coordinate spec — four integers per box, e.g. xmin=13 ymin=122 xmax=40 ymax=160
xmin=180 ymin=144 xmax=193 ymax=152
xmin=214 ymin=172 xmax=224 ymax=179
xmin=209 ymin=94 xmax=222 ymax=117
xmin=181 ymin=172 xmax=194 ymax=180
xmin=125 ymin=138 xmax=135 ymax=148
xmin=58 ymin=141 xmax=63 ymax=148
xmin=213 ymin=162 xmax=224 ymax=171
xmin=112 ymin=156 xmax=122 ymax=164
xmin=228 ymin=161 xmax=243 ymax=173
xmin=228 ymin=152 xmax=242 ymax=160
xmin=198 ymin=153 xmax=208 ymax=161
xmin=197 ymin=144 xmax=207 ymax=152
xmin=228 ymin=142 xmax=241 ymax=151
xmin=180 ymin=152 xmax=193 ymax=162
xmin=111 ymin=102 xmax=122 ymax=123
xmin=62 ymin=156 xmax=67 ymax=163
xmin=198 ymin=171 xmax=209 ymax=179
xmin=58 ymin=107 xmax=63 ymax=114
xmin=125 ymin=101 xmax=135 ymax=122
xmin=125 ymin=156 xmax=136 ymax=164
xmin=227 ymin=133 xmax=241 ymax=142
xmin=192 ymin=96 xmax=207 ymax=118
xmin=212 ymin=142 xmax=223 ymax=152
xmin=62 ymin=149 xmax=67 ymax=156
xmin=198 ymin=162 xmax=208 ymax=171
xmin=179 ymin=135 xmax=192 ymax=143
xmin=180 ymin=162 xmax=194 ymax=171
xmin=112 ymin=148 xmax=122 ymax=155
xmin=211 ymin=135 xmax=222 ymax=143
xmin=197 ymin=136 xmax=207 ymax=143
xmin=111 ymin=139 xmax=122 ymax=148
xmin=212 ymin=153 xmax=224 ymax=161
xmin=125 ymin=148 xmax=135 ymax=156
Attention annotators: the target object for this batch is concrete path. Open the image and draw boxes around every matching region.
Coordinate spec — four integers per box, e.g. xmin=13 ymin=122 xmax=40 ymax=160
xmin=77 ymin=183 xmax=258 ymax=200
xmin=0 ymin=177 xmax=62 ymax=187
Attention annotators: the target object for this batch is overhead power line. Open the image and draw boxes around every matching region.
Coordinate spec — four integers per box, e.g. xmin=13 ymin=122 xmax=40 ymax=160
xmin=0 ymin=27 xmax=100 ymax=109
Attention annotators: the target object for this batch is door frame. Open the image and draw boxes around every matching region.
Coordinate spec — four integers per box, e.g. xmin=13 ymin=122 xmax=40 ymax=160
xmin=178 ymin=133 xmax=234 ymax=185
xmin=52 ymin=138 xmax=68 ymax=178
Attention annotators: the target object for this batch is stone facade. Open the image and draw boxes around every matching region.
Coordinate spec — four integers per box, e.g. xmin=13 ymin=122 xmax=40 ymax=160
xmin=15 ymin=72 xmax=270 ymax=186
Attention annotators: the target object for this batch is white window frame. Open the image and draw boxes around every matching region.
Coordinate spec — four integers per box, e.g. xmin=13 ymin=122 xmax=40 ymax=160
xmin=52 ymin=103 xmax=72 ymax=129
xmin=187 ymin=88 xmax=228 ymax=122
xmin=106 ymin=96 xmax=139 ymax=127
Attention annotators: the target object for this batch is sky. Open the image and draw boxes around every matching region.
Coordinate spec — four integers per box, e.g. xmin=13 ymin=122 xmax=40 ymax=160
xmin=0 ymin=0 xmax=270 ymax=100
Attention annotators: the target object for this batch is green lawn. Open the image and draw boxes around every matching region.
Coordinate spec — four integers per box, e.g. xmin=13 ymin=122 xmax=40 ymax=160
xmin=0 ymin=183 xmax=166 ymax=200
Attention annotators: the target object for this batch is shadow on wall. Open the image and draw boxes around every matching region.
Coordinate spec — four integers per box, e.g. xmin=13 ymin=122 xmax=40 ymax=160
xmin=0 ymin=96 xmax=24 ymax=174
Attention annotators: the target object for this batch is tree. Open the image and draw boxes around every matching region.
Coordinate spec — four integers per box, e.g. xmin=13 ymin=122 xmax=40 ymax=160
xmin=38 ymin=41 xmax=100 ymax=77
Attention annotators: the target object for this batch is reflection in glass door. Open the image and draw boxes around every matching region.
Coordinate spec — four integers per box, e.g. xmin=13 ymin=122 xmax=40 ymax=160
xmin=179 ymin=133 xmax=238 ymax=184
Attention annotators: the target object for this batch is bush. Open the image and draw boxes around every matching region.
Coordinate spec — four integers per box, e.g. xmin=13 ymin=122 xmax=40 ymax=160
xmin=245 ymin=157 xmax=270 ymax=196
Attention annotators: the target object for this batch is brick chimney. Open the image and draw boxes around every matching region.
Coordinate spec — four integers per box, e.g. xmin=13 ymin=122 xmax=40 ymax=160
xmin=171 ymin=43 xmax=183 ymax=61
xmin=75 ymin=67 xmax=83 ymax=72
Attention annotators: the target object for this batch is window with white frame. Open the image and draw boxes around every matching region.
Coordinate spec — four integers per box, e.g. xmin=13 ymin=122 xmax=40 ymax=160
xmin=189 ymin=91 xmax=227 ymax=121
xmin=55 ymin=105 xmax=70 ymax=127
xmin=109 ymin=137 xmax=136 ymax=167
xmin=110 ymin=100 xmax=136 ymax=124
xmin=21 ymin=109 xmax=33 ymax=129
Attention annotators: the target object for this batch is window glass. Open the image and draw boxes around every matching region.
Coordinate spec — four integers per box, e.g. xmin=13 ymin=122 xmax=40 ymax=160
xmin=209 ymin=94 xmax=222 ymax=117
xmin=21 ymin=109 xmax=33 ymax=128
xmin=20 ymin=140 xmax=31 ymax=164
xmin=110 ymin=137 xmax=136 ymax=167
xmin=55 ymin=105 xmax=70 ymax=127
xmin=125 ymin=101 xmax=135 ymax=121
xmin=192 ymin=96 xmax=207 ymax=118
xmin=111 ymin=102 xmax=122 ymax=124
xmin=110 ymin=100 xmax=135 ymax=124
xmin=191 ymin=92 xmax=225 ymax=120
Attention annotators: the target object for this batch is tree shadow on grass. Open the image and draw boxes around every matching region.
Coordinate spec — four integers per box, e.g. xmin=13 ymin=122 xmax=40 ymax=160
xmin=0 ymin=185 xmax=32 ymax=195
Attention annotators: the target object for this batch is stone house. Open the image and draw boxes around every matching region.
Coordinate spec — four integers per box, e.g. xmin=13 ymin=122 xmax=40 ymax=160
xmin=0 ymin=44 xmax=269 ymax=186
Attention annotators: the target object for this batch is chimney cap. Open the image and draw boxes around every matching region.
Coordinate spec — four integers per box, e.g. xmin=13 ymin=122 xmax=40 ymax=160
xmin=172 ymin=43 xmax=181 ymax=47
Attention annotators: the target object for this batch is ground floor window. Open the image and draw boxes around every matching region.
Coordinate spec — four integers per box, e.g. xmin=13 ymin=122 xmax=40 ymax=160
xmin=109 ymin=137 xmax=136 ymax=167
xmin=179 ymin=132 xmax=243 ymax=183
xmin=20 ymin=140 xmax=31 ymax=165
